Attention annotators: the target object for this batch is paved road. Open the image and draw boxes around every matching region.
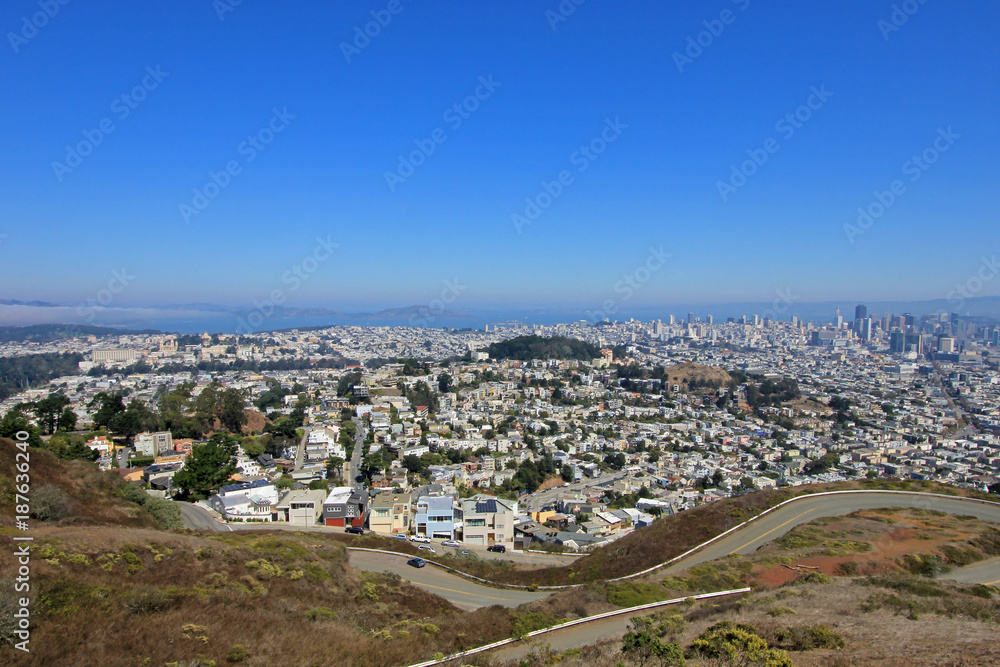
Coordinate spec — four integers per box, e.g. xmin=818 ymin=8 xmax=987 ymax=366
xmin=662 ymin=492 xmax=1000 ymax=576
xmin=293 ymin=426 xmax=309 ymax=471
xmin=936 ymin=557 xmax=1000 ymax=588
xmin=349 ymin=417 xmax=364 ymax=484
xmin=347 ymin=551 xmax=549 ymax=610
xmin=491 ymin=492 xmax=1000 ymax=661
xmin=177 ymin=501 xmax=230 ymax=531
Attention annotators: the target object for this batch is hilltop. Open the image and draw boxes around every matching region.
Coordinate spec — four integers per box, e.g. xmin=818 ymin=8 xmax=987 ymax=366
xmin=663 ymin=362 xmax=733 ymax=389
xmin=486 ymin=335 xmax=602 ymax=361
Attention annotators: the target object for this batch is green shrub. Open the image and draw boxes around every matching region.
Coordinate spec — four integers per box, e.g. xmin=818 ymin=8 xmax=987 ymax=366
xmin=226 ymin=644 xmax=248 ymax=663
xmin=834 ymin=561 xmax=858 ymax=576
xmin=776 ymin=624 xmax=846 ymax=651
xmin=124 ymin=588 xmax=171 ymax=615
xmin=510 ymin=610 xmax=566 ymax=638
xmin=606 ymin=582 xmax=670 ymax=607
xmin=304 ymin=607 xmax=336 ymax=622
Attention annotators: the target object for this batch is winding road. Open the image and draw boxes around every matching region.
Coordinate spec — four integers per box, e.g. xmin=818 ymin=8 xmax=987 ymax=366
xmin=180 ymin=491 xmax=1000 ymax=620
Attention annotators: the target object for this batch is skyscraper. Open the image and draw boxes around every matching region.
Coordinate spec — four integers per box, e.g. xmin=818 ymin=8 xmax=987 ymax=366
xmin=834 ymin=306 xmax=843 ymax=329
xmin=890 ymin=330 xmax=905 ymax=354
xmin=859 ymin=317 xmax=872 ymax=341
xmin=855 ymin=304 xmax=867 ymax=321
xmin=688 ymin=312 xmax=695 ymax=325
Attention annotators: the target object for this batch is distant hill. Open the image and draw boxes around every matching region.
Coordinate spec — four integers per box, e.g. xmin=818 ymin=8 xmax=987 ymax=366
xmin=0 ymin=352 xmax=85 ymax=401
xmin=0 ymin=324 xmax=161 ymax=343
xmin=664 ymin=362 xmax=732 ymax=388
xmin=485 ymin=334 xmax=601 ymax=361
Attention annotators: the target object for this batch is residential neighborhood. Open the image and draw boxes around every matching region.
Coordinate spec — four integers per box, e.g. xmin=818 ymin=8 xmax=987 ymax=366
xmin=3 ymin=308 xmax=999 ymax=552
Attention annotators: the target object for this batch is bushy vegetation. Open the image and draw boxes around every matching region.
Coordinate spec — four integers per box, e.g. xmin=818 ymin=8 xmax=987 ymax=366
xmin=486 ymin=334 xmax=600 ymax=361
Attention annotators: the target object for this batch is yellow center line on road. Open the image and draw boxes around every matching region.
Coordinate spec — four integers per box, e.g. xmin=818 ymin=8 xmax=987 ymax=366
xmin=984 ymin=579 xmax=1000 ymax=586
xmin=729 ymin=509 xmax=815 ymax=554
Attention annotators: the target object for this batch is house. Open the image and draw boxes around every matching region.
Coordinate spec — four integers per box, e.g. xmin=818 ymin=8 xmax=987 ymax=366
xmin=86 ymin=435 xmax=112 ymax=454
xmin=273 ymin=489 xmax=326 ymax=526
xmin=135 ymin=431 xmax=174 ymax=457
xmin=414 ymin=494 xmax=455 ymax=540
xmin=368 ymin=492 xmax=412 ymax=536
xmin=209 ymin=479 xmax=279 ymax=522
xmin=322 ymin=486 xmax=368 ymax=527
xmin=460 ymin=494 xmax=517 ymax=547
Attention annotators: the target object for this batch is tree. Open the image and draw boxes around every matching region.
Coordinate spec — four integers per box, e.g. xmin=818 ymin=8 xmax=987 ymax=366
xmin=560 ymin=464 xmax=574 ymax=482
xmin=0 ymin=407 xmax=43 ymax=447
xmin=219 ymin=388 xmax=248 ymax=433
xmin=402 ymin=455 xmax=427 ymax=475
xmin=326 ymin=456 xmax=345 ymax=480
xmin=172 ymin=434 xmax=238 ymax=499
xmin=32 ymin=394 xmax=70 ymax=435
xmin=57 ymin=408 xmax=77 ymax=432
xmin=110 ymin=399 xmax=157 ymax=442
xmin=437 ymin=372 xmax=452 ymax=393
xmin=89 ymin=392 xmax=126 ymax=429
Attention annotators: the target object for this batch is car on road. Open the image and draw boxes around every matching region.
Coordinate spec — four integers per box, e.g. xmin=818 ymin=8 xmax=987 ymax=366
xmin=406 ymin=558 xmax=426 ymax=568
xmin=392 ymin=534 xmax=408 ymax=540
xmin=345 ymin=526 xmax=365 ymax=535
xmin=409 ymin=535 xmax=431 ymax=543
xmin=459 ymin=550 xmax=471 ymax=556
xmin=417 ymin=545 xmax=436 ymax=554
xmin=441 ymin=540 xmax=460 ymax=548
xmin=486 ymin=544 xmax=506 ymax=553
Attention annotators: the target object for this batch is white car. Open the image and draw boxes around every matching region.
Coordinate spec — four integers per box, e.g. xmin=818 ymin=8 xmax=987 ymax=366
xmin=409 ymin=535 xmax=431 ymax=543
xmin=441 ymin=540 xmax=460 ymax=548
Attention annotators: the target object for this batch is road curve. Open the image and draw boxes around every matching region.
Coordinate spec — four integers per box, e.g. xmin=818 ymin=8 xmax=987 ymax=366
xmin=177 ymin=501 xmax=229 ymax=531
xmin=347 ymin=550 xmax=549 ymax=610
xmin=489 ymin=492 xmax=1000 ymax=663
xmin=662 ymin=491 xmax=1000 ymax=576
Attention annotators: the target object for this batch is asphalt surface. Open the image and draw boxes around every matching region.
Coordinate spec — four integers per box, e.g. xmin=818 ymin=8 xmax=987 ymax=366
xmin=663 ymin=492 xmax=1000 ymax=575
xmin=293 ymin=426 xmax=309 ymax=471
xmin=347 ymin=551 xmax=549 ymax=610
xmin=179 ymin=490 xmax=1000 ymax=656
xmin=935 ymin=557 xmax=1000 ymax=588
xmin=349 ymin=417 xmax=365 ymax=485
xmin=177 ymin=501 xmax=230 ymax=531
xmin=493 ymin=492 xmax=1000 ymax=661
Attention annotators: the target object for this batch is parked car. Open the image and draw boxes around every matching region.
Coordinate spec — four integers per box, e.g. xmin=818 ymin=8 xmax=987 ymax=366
xmin=392 ymin=534 xmax=408 ymax=540
xmin=486 ymin=544 xmax=506 ymax=553
xmin=409 ymin=535 xmax=431 ymax=543
xmin=345 ymin=526 xmax=365 ymax=535
xmin=406 ymin=558 xmax=426 ymax=568
xmin=417 ymin=545 xmax=436 ymax=554
xmin=441 ymin=540 xmax=460 ymax=548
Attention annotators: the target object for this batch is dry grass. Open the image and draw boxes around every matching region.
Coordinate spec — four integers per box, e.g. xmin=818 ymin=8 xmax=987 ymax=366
xmin=0 ymin=437 xmax=159 ymax=530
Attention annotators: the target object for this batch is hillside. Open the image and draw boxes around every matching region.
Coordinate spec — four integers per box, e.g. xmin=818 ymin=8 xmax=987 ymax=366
xmin=486 ymin=335 xmax=601 ymax=361
xmin=494 ymin=507 xmax=1000 ymax=666
xmin=0 ymin=437 xmax=161 ymax=529
xmin=664 ymin=362 xmax=733 ymax=389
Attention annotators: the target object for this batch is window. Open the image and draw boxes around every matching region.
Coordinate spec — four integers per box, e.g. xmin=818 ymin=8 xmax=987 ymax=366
xmin=467 ymin=519 xmax=485 ymax=527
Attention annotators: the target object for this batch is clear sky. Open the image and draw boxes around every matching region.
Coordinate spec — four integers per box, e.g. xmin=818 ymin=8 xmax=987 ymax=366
xmin=1 ymin=0 xmax=998 ymax=316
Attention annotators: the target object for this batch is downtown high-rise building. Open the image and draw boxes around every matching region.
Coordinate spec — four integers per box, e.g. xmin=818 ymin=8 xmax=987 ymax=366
xmin=855 ymin=304 xmax=868 ymax=321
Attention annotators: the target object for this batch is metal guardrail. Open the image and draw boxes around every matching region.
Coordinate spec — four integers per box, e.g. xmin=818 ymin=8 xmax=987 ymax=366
xmin=404 ymin=587 xmax=752 ymax=667
xmin=350 ymin=490 xmax=1000 ymax=591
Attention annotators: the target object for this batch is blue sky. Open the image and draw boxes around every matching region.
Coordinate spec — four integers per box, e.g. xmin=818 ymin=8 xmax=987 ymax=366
xmin=1 ymin=0 xmax=998 ymax=317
